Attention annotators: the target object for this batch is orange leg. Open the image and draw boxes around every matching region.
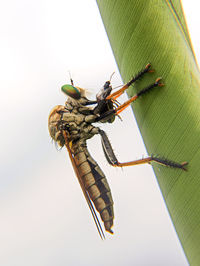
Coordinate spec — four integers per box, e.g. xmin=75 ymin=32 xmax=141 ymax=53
xmin=99 ymin=129 xmax=187 ymax=171
xmin=106 ymin=63 xmax=153 ymax=100
xmin=95 ymin=77 xmax=164 ymax=123
xmin=112 ymin=157 xmax=188 ymax=170
xmin=115 ymin=78 xmax=164 ymax=115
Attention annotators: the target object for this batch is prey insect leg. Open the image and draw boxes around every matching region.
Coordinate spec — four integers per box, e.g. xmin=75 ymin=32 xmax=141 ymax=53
xmin=99 ymin=129 xmax=187 ymax=171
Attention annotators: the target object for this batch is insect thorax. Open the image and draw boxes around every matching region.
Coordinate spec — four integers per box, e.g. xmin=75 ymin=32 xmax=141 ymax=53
xmin=48 ymin=99 xmax=99 ymax=147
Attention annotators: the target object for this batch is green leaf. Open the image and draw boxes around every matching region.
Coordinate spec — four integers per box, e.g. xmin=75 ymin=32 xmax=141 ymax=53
xmin=97 ymin=0 xmax=200 ymax=264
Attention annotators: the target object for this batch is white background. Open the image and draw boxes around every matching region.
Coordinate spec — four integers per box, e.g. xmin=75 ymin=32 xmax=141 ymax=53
xmin=0 ymin=1 xmax=199 ymax=265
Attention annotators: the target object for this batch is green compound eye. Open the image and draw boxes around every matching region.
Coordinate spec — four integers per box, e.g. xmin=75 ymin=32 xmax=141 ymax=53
xmin=61 ymin=84 xmax=81 ymax=100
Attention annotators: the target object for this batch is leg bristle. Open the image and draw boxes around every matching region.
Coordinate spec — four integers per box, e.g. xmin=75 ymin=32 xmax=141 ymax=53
xmin=152 ymin=156 xmax=188 ymax=171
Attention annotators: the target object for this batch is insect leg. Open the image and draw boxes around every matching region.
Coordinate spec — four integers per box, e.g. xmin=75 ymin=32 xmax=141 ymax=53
xmin=84 ymin=100 xmax=98 ymax=106
xmin=95 ymin=78 xmax=163 ymax=122
xmin=115 ymin=78 xmax=164 ymax=115
xmin=99 ymin=129 xmax=187 ymax=170
xmin=107 ymin=63 xmax=152 ymax=100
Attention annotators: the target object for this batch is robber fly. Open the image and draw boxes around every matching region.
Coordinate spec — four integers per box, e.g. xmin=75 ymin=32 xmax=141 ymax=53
xmin=48 ymin=64 xmax=187 ymax=239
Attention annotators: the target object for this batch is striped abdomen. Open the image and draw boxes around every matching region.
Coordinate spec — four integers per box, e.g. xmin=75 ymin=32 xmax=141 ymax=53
xmin=73 ymin=144 xmax=114 ymax=233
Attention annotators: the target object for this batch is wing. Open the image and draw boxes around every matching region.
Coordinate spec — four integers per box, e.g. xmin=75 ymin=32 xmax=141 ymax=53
xmin=62 ymin=130 xmax=105 ymax=240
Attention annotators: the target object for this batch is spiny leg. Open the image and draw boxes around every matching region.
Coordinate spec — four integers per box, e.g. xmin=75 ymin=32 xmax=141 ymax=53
xmin=99 ymin=129 xmax=187 ymax=171
xmin=107 ymin=63 xmax=153 ymax=100
xmin=115 ymin=77 xmax=163 ymax=115
xmin=95 ymin=78 xmax=163 ymax=122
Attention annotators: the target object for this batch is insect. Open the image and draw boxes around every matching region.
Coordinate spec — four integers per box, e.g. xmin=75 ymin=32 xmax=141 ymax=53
xmin=48 ymin=64 xmax=187 ymax=239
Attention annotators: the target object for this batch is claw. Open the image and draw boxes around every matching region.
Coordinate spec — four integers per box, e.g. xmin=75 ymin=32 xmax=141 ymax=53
xmin=155 ymin=77 xmax=164 ymax=87
xmin=145 ymin=63 xmax=154 ymax=73
xmin=181 ymin=162 xmax=188 ymax=171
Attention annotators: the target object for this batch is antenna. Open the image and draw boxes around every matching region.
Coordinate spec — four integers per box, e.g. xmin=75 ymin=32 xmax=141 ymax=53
xmin=110 ymin=72 xmax=123 ymax=90
xmin=68 ymin=71 xmax=74 ymax=86
xmin=109 ymin=71 xmax=115 ymax=82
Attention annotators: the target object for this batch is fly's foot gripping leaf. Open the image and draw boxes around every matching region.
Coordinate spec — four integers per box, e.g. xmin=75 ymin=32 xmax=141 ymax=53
xmin=151 ymin=156 xmax=188 ymax=171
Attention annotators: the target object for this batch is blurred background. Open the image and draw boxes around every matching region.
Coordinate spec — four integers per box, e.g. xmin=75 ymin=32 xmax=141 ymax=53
xmin=0 ymin=1 xmax=199 ymax=265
